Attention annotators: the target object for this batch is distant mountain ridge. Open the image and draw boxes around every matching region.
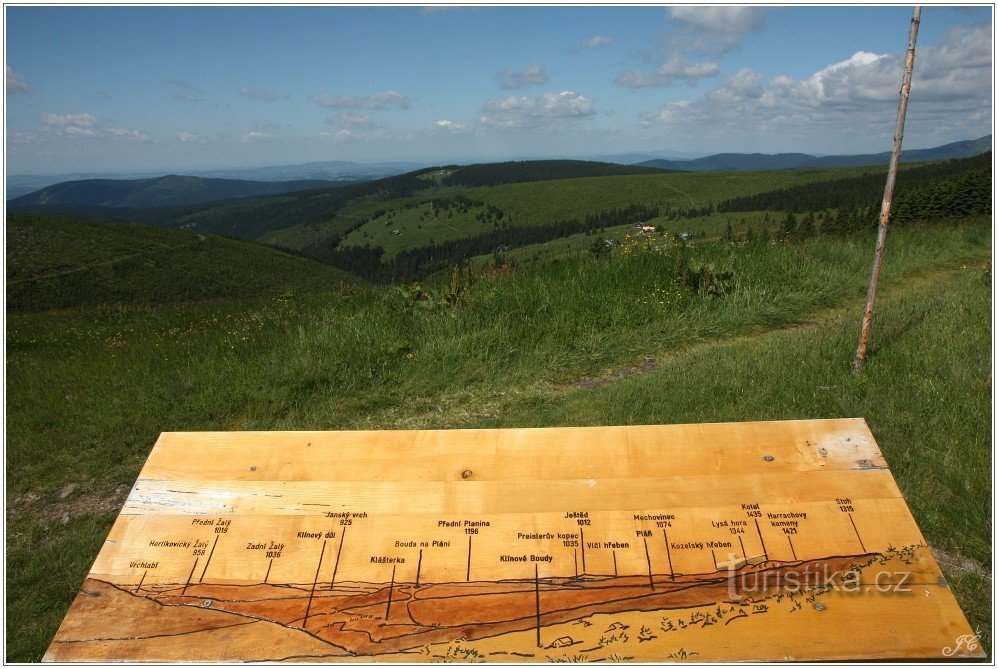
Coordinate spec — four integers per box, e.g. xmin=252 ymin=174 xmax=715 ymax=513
xmin=8 ymin=174 xmax=347 ymax=209
xmin=194 ymin=160 xmax=428 ymax=182
xmin=8 ymin=160 xmax=671 ymax=217
xmin=637 ymin=135 xmax=992 ymax=172
xmin=5 ymin=160 xmax=426 ymax=200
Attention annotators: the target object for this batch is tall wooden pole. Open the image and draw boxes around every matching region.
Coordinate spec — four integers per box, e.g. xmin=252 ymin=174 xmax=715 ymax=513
xmin=853 ymin=6 xmax=922 ymax=373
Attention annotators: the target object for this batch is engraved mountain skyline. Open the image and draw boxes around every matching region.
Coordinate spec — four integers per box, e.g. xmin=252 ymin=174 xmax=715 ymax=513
xmin=50 ymin=553 xmax=876 ymax=660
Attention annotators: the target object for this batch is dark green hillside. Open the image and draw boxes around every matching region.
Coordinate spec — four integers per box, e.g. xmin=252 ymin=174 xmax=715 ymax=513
xmin=640 ymin=152 xmax=816 ymax=172
xmin=256 ymin=164 xmax=886 ymax=259
xmin=433 ymin=160 xmax=669 ymax=187
xmin=811 ymin=134 xmax=992 ymax=168
xmin=329 ymin=166 xmax=886 ymax=256
xmin=7 ymin=169 xmax=436 ymax=240
xmin=8 ymin=161 xmax=670 ymax=247
xmin=8 ymin=161 xmax=670 ymax=240
xmin=639 ymin=135 xmax=991 ymax=172
xmin=9 ymin=174 xmax=343 ymax=209
xmin=320 ymin=166 xmax=890 ymax=274
xmin=102 ymin=169 xmax=445 ymax=239
xmin=717 ymin=153 xmax=991 ymax=214
xmin=6 ymin=213 xmax=361 ymax=312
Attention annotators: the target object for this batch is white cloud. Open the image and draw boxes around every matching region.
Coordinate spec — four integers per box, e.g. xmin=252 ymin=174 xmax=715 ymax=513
xmin=667 ymin=6 xmax=767 ymax=55
xmin=571 ymin=35 xmax=614 ymax=51
xmin=497 ymin=64 xmax=549 ymax=89
xmin=106 ymin=127 xmax=152 ymax=142
xmin=614 ymin=8 xmax=759 ymax=91
xmin=9 ymin=131 xmax=39 ymax=144
xmin=321 ymin=113 xmax=391 ymax=141
xmin=311 ymin=90 xmax=411 ymax=110
xmin=479 ymin=91 xmax=597 ymax=129
xmin=638 ymin=22 xmax=992 ymax=144
xmin=7 ymin=66 xmax=30 ymax=94
xmin=319 ymin=129 xmax=354 ymax=142
xmin=38 ymin=112 xmax=100 ymax=137
xmin=176 ymin=131 xmax=215 ymax=144
xmin=36 ymin=112 xmax=151 ymax=142
xmin=39 ymin=112 xmax=98 ymax=128
xmin=241 ymin=131 xmax=273 ymax=143
xmin=60 ymin=126 xmax=101 ymax=138
xmin=428 ymin=119 xmax=473 ymax=134
xmin=172 ymin=93 xmax=202 ymax=103
xmin=316 ymin=126 xmax=393 ymax=142
xmin=616 ymin=56 xmax=720 ymax=88
xmin=240 ymin=87 xmax=279 ymax=102
xmin=704 ymin=68 xmax=765 ymax=105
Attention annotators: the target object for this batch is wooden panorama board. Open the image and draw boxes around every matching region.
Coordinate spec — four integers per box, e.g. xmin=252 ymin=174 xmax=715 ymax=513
xmin=45 ymin=418 xmax=984 ymax=662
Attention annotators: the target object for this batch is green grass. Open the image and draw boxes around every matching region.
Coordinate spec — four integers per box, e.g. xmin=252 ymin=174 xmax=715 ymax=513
xmin=7 ymin=213 xmax=194 ymax=282
xmin=257 ymin=212 xmax=368 ymax=251
xmin=328 ymin=167 xmax=884 ymax=256
xmin=107 ymin=161 xmax=667 ymax=243
xmin=6 ymin=217 xmax=991 ymax=661
xmin=641 ymin=209 xmax=786 ymax=238
xmin=340 ymin=199 xmax=485 ymax=257
xmin=454 ymin=210 xmax=786 ymax=274
xmin=461 ymin=166 xmax=878 ymax=225
xmin=7 ymin=213 xmax=361 ymax=312
xmin=344 ymin=204 xmax=779 ymax=262
xmin=9 ymin=163 xmax=896 ymax=266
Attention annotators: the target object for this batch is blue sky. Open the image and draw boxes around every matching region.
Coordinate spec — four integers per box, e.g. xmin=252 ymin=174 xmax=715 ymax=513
xmin=5 ymin=5 xmax=993 ymax=175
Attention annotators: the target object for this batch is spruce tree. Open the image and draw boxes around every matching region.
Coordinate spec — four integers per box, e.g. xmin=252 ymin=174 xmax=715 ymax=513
xmin=779 ymin=212 xmax=798 ymax=241
xmin=799 ymin=212 xmax=816 ymax=239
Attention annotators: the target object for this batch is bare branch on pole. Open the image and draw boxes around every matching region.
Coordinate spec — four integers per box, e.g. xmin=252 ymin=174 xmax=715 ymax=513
xmin=853 ymin=6 xmax=922 ymax=374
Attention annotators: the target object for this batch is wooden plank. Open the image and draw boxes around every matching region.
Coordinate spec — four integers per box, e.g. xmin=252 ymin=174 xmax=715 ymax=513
xmin=45 ymin=419 xmax=984 ymax=662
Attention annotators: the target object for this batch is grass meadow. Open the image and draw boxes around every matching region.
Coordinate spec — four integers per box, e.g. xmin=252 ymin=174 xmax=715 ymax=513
xmin=331 ymin=167 xmax=883 ymax=255
xmin=5 ymin=216 xmax=992 ymax=660
xmin=457 ymin=210 xmax=784 ymax=272
xmin=6 ymin=214 xmax=358 ymax=313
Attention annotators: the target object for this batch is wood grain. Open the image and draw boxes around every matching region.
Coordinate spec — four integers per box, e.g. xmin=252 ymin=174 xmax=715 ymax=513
xmin=45 ymin=419 xmax=984 ymax=662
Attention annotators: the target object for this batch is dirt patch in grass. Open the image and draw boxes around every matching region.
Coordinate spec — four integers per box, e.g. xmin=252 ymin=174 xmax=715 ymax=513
xmin=933 ymin=547 xmax=991 ymax=581
xmin=7 ymin=482 xmax=131 ymax=525
xmin=572 ymin=356 xmax=659 ymax=390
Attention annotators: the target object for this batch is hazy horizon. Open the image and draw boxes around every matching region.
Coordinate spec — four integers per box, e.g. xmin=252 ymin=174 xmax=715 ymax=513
xmin=5 ymin=131 xmax=993 ymax=181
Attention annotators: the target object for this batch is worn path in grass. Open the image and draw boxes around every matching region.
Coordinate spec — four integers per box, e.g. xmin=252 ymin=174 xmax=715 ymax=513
xmin=7 ymin=244 xmax=193 ymax=284
xmin=371 ymin=260 xmax=984 ymax=428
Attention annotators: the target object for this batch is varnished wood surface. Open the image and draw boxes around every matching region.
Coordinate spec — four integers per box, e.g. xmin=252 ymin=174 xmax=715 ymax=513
xmin=45 ymin=419 xmax=984 ymax=662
